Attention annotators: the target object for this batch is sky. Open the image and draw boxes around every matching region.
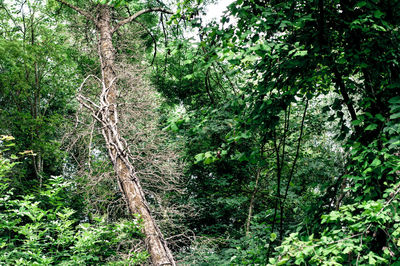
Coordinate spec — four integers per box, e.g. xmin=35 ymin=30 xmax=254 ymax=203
xmin=202 ymin=0 xmax=235 ymax=23
xmin=181 ymin=0 xmax=235 ymax=41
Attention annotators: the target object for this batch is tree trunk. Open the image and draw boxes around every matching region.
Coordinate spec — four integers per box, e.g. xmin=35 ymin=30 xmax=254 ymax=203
xmin=245 ymin=167 xmax=261 ymax=236
xmin=95 ymin=5 xmax=175 ymax=266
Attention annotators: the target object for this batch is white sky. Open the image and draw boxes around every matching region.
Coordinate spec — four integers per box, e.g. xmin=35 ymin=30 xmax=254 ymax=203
xmin=181 ymin=0 xmax=235 ymax=41
xmin=202 ymin=0 xmax=235 ymax=23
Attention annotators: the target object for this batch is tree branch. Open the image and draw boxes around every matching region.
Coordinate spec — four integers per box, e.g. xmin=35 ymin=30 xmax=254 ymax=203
xmin=331 ymin=66 xmax=359 ymax=136
xmin=134 ymin=19 xmax=158 ymax=65
xmin=283 ymin=98 xmax=308 ymax=204
xmin=55 ymin=0 xmax=95 ymax=22
xmin=112 ymin=7 xmax=172 ymax=33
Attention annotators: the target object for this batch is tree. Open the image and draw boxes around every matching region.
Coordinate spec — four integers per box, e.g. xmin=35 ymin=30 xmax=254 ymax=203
xmin=152 ymin=0 xmax=400 ymax=263
xmin=2 ymin=0 xmax=399 ymax=264
xmin=53 ymin=0 xmax=175 ymax=264
xmin=0 ymin=0 xmax=80 ymax=191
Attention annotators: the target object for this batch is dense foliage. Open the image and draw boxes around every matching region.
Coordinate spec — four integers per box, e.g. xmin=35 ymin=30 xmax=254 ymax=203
xmin=0 ymin=136 xmax=148 ymax=265
xmin=1 ymin=0 xmax=399 ymax=264
xmin=153 ymin=0 xmax=400 ymax=264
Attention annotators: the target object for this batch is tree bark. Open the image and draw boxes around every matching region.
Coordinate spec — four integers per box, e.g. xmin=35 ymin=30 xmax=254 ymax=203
xmin=57 ymin=1 xmax=175 ymax=265
xmin=96 ymin=6 xmax=175 ymax=266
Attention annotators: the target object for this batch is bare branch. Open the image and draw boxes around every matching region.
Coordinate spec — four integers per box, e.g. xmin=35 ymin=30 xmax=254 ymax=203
xmin=55 ymin=0 xmax=95 ymax=23
xmin=112 ymin=7 xmax=172 ymax=33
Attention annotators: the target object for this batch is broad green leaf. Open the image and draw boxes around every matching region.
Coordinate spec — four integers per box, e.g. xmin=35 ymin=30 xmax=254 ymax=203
xmin=388 ymin=96 xmax=400 ymax=104
xmin=375 ymin=114 xmax=385 ymax=122
xmin=365 ymin=124 xmax=378 ymax=131
xmin=194 ymin=153 xmax=204 ymax=163
xmin=373 ymin=10 xmax=385 ymax=19
xmin=390 ymin=112 xmax=400 ymax=120
xmin=370 ymin=158 xmax=381 ymax=167
xmin=352 ymin=120 xmax=362 ymax=126
xmin=270 ymin=232 xmax=277 ymax=242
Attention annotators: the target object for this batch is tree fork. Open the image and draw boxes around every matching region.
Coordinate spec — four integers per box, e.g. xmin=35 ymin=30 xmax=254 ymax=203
xmin=57 ymin=1 xmax=175 ymax=265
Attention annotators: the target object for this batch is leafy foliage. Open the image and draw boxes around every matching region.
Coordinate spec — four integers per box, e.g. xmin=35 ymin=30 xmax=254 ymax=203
xmin=0 ymin=0 xmax=80 ymax=190
xmin=152 ymin=0 xmax=400 ymax=264
xmin=0 ymin=136 xmax=148 ymax=265
xmin=1 ymin=0 xmax=400 ymax=264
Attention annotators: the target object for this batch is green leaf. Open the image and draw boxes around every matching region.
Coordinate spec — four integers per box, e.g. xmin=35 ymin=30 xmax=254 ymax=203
xmin=270 ymin=232 xmax=277 ymax=242
xmin=194 ymin=153 xmax=204 ymax=163
xmin=277 ymin=257 xmax=290 ymax=265
xmin=368 ymin=252 xmax=377 ymax=264
xmin=371 ymin=158 xmax=381 ymax=167
xmin=388 ymin=96 xmax=400 ymax=104
xmin=372 ymin=24 xmax=386 ymax=32
xmin=373 ymin=10 xmax=385 ymax=19
xmin=356 ymin=1 xmax=367 ymax=8
xmin=390 ymin=112 xmax=400 ymax=120
xmin=204 ymin=157 xmax=214 ymax=164
xmin=365 ymin=124 xmax=378 ymax=131
xmin=171 ymin=122 xmax=179 ymax=132
xmin=293 ymin=50 xmax=307 ymax=57
xmin=363 ymin=167 xmax=373 ymax=174
xmin=203 ymin=151 xmax=216 ymax=164
xmin=375 ymin=114 xmax=385 ymax=122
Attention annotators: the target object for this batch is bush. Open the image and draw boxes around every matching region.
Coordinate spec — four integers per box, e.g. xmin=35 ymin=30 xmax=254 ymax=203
xmin=0 ymin=136 xmax=148 ymax=265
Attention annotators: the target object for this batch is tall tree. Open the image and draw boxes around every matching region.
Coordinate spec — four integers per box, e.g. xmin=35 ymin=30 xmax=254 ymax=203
xmin=0 ymin=0 xmax=78 ymax=189
xmin=54 ymin=0 xmax=174 ymax=264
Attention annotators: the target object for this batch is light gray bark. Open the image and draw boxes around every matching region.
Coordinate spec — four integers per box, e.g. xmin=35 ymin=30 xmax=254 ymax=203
xmin=57 ymin=2 xmax=175 ymax=265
